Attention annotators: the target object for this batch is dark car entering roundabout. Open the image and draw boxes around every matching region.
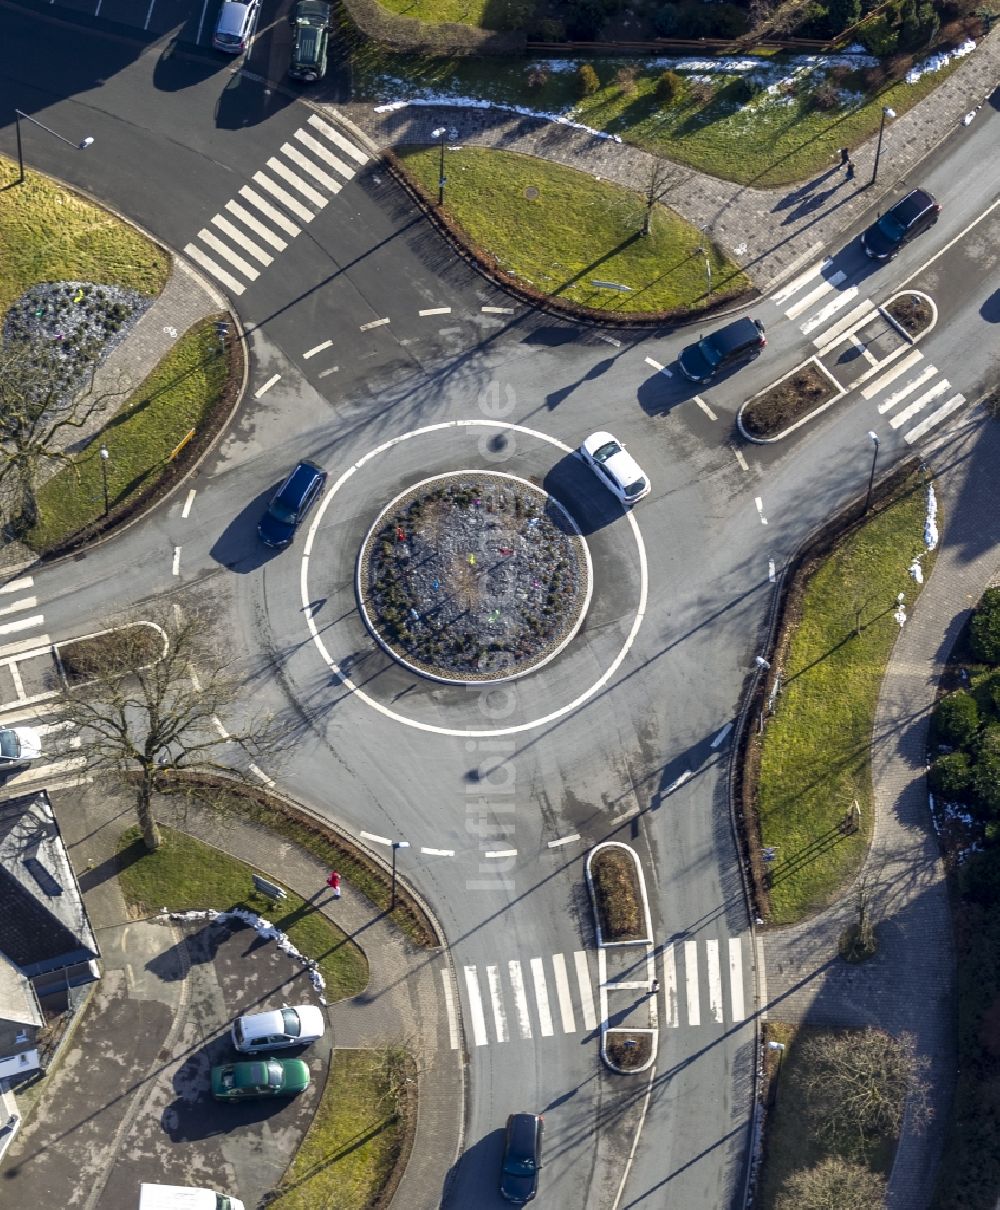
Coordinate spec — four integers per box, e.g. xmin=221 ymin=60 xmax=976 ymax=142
xmin=500 ymin=1112 xmax=543 ymax=1204
xmin=861 ymin=187 xmax=941 ymax=261
xmin=677 ymin=315 xmax=766 ymax=384
xmin=257 ymin=460 xmax=327 ymax=548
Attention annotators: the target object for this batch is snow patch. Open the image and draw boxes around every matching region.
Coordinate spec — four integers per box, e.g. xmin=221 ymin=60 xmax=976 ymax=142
xmin=159 ymin=906 xmax=328 ymax=1003
xmin=909 ymin=556 xmax=924 ymax=584
xmin=374 ymin=96 xmax=623 ymax=142
xmin=906 ymin=40 xmax=976 ymax=84
xmin=924 ymin=484 xmax=939 ymax=550
xmin=894 ymin=601 xmax=907 ymax=627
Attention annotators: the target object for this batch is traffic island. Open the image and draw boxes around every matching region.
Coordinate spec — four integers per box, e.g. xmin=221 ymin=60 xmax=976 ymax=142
xmin=586 ymin=841 xmax=658 ymax=1074
xmin=882 ymin=289 xmax=936 ymax=341
xmin=739 ymin=360 xmax=842 ymax=442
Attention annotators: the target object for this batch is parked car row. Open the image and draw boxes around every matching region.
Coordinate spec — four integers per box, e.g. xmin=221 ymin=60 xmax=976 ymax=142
xmin=213 ymin=0 xmax=332 ymax=83
xmin=211 ymin=1004 xmax=326 ymax=1102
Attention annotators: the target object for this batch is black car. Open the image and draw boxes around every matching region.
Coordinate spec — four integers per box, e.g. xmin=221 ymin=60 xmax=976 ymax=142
xmin=678 ymin=316 xmax=766 ymax=384
xmin=861 ymin=188 xmax=940 ymax=261
xmin=258 ymin=460 xmax=326 ymax=547
xmin=288 ymin=0 xmax=331 ymax=82
xmin=500 ymin=1112 xmax=543 ymax=1204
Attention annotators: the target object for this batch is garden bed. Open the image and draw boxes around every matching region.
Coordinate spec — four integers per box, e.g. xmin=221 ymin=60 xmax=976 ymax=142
xmin=589 ymin=844 xmax=647 ymax=942
xmin=55 ymin=622 xmax=166 ymax=685
xmin=884 ymin=291 xmax=934 ymax=339
xmin=740 ymin=361 xmax=840 ymax=440
xmin=605 ymin=1031 xmax=653 ymax=1071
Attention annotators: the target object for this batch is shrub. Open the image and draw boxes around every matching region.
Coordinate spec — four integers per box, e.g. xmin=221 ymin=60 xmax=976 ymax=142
xmin=932 ymin=691 xmax=980 ymax=748
xmin=811 ymin=79 xmax=842 ymax=110
xmin=526 ymin=65 xmax=551 ymax=89
xmin=828 ymin=0 xmax=862 ymax=32
xmin=972 ymin=589 xmax=1000 ymax=665
xmin=973 ymin=726 xmax=1000 ymax=816
xmin=929 ymin=751 xmax=974 ymax=798
xmin=577 ymin=63 xmax=600 ymax=98
xmin=615 ymin=65 xmax=638 ymax=96
xmin=857 ymin=11 xmax=899 ymax=55
xmin=655 ymin=69 xmax=683 ymax=103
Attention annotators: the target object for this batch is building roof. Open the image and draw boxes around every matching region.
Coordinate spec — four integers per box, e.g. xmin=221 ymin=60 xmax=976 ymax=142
xmin=0 ymin=951 xmax=42 ymax=1028
xmin=0 ymin=791 xmax=99 ymax=979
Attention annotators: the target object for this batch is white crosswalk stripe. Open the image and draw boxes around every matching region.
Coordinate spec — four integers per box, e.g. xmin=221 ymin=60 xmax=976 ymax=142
xmin=280 ymin=142 xmax=342 ymax=196
xmin=904 ymin=393 xmax=966 ymax=443
xmin=294 ymin=128 xmax=355 ymax=180
xmin=196 ymin=229 xmax=260 ymax=283
xmin=0 ymin=700 xmax=88 ymax=789
xmin=224 ymin=199 xmax=288 ymax=251
xmin=210 ymin=215 xmax=274 ymax=267
xmin=265 ymin=156 xmax=327 ymax=210
xmin=238 ymin=186 xmax=301 ymax=237
xmin=184 ymin=243 xmax=245 ymax=296
xmin=307 ymin=113 xmax=369 ymax=165
xmin=451 ymin=940 xmax=748 ymax=1047
xmin=252 ymin=170 xmax=316 ymax=223
xmin=876 ymin=364 xmax=938 ymax=414
xmin=889 ymin=378 xmax=952 ymax=429
xmin=861 ymin=348 xmax=923 ymax=398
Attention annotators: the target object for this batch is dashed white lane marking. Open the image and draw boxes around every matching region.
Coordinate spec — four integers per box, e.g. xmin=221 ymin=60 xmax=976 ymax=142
xmin=551 ymin=953 xmax=576 ymax=1033
xmin=225 ymin=199 xmax=288 ymax=251
xmin=210 ymin=214 xmax=273 ymax=267
xmin=711 ymin=722 xmax=733 ymax=749
xmin=547 ymin=833 xmax=581 ymax=848
xmin=196 ymin=229 xmax=260 ymax=282
xmin=360 ymin=317 xmax=390 ymax=331
xmin=666 ymin=769 xmax=693 ymax=793
xmin=487 ymin=965 xmax=507 ymax=1042
xmin=183 ymin=244 xmax=245 ymax=296
xmin=755 ymin=497 xmax=768 ymax=525
xmin=280 ymin=142 xmax=343 ymax=196
xmin=255 ymin=374 xmax=281 ymax=399
xmin=876 ymin=365 xmax=937 ymax=414
xmin=182 ymin=490 xmax=196 ymax=519
xmin=904 ymin=393 xmax=966 ymax=444
xmin=441 ymin=971 xmax=460 ymax=1050
xmin=211 ymin=713 xmax=230 ymax=740
xmin=265 ymin=156 xmax=326 ymax=209
xmin=768 ymin=558 xmax=776 ymax=582
xmin=574 ymin=951 xmax=597 ymax=1031
xmin=733 ymin=447 xmax=749 ymax=472
xmin=464 ymin=966 xmax=488 ymax=1047
xmin=0 ymin=577 xmax=33 ymax=594
xmin=861 ymin=348 xmax=924 ymax=398
xmin=729 ymin=938 xmax=745 ymax=1022
xmin=171 ymin=547 xmax=181 ymax=576
xmin=304 ymin=340 xmax=333 ymax=360
xmin=888 ymin=378 xmax=951 ymax=428
xmin=508 ymin=960 xmax=533 ymax=1039
xmin=483 ymin=848 xmax=517 ymax=858
xmin=706 ymin=939 xmax=724 ymax=1024
xmin=0 ymin=635 xmax=52 ymax=660
xmin=662 ymin=947 xmax=678 ymax=1028
xmin=599 ymin=334 xmax=622 ymax=348
xmin=360 ymin=830 xmax=391 ymax=846
xmin=0 ymin=595 xmax=37 ymax=617
xmin=318 ymin=367 xmax=340 ymax=378
xmin=693 ymin=395 xmax=717 ymax=421
xmin=481 ymin=306 xmax=514 ymax=314
xmin=238 ymin=186 xmax=301 ymax=238
xmin=249 ymin=763 xmax=275 ymax=787
xmin=307 ymin=113 xmax=369 ymax=165
xmin=684 ymin=939 xmax=701 ymax=1027
xmin=644 ymin=356 xmax=671 ymax=377
xmin=530 ymin=957 xmax=554 ymax=1037
xmin=294 ymin=127 xmax=354 ymax=180
xmin=419 ymin=307 xmax=452 ymax=317
xmin=420 ymin=846 xmax=456 ymax=856
xmin=252 ymin=171 xmax=315 ymax=224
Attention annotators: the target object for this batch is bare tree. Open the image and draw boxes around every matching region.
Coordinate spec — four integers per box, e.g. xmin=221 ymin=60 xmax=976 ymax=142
xmin=642 ymin=159 xmax=674 ymax=236
xmin=0 ymin=338 xmax=125 ymax=530
xmin=60 ymin=605 xmax=272 ymax=851
xmin=799 ymin=1028 xmax=931 ymax=1152
xmin=775 ymin=1156 xmax=886 ymax=1210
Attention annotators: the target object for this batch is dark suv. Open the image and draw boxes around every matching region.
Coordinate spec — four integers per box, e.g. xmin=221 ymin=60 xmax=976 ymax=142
xmin=862 ymin=188 xmax=940 ymax=261
xmin=500 ymin=1112 xmax=543 ymax=1204
xmin=678 ymin=316 xmax=766 ymax=384
xmin=288 ymin=0 xmax=331 ymax=82
xmin=258 ymin=460 xmax=326 ymax=548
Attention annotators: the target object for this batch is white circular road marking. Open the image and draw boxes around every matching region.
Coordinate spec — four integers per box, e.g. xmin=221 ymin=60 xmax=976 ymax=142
xmin=300 ymin=420 xmax=649 ymax=738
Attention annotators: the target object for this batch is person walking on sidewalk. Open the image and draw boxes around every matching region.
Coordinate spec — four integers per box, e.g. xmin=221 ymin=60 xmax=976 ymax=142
xmin=846 ymin=159 xmax=856 ymax=182
xmin=327 ymin=870 xmax=342 ymax=898
xmin=839 ymin=146 xmax=850 ymax=166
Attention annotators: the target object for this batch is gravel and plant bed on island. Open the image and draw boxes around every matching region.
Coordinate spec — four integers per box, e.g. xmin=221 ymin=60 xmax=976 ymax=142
xmin=740 ymin=362 xmax=841 ymax=441
xmin=588 ymin=844 xmax=647 ymax=942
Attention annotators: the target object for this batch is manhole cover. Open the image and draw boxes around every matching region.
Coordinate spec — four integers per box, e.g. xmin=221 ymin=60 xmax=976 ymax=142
xmin=524 ymin=186 xmax=539 ymax=200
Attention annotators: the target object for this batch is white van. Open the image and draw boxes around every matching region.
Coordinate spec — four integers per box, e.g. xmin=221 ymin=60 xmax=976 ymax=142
xmin=139 ymin=1183 xmax=245 ymax=1210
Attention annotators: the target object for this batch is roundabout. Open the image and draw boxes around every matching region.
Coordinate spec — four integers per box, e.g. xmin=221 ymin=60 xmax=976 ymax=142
xmin=300 ymin=419 xmax=649 ymax=737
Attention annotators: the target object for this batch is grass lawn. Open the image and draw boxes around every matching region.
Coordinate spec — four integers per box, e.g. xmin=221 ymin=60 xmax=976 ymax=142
xmin=116 ymin=825 xmax=369 ymax=1002
xmin=757 ymin=1023 xmax=892 ymax=1208
xmin=756 ymin=473 xmax=933 ymax=923
xmin=396 ymin=146 xmax=749 ymax=312
xmin=26 ymin=317 xmax=228 ymax=551
xmin=269 ymin=1048 xmax=412 ymax=1210
xmin=375 ymin=0 xmax=494 ymax=23
xmin=354 ymin=51 xmax=964 ymax=187
xmin=0 ymin=155 xmax=169 ymax=317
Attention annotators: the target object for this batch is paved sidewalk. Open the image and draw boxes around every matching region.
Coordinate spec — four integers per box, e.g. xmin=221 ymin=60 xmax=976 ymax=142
xmin=338 ymin=26 xmax=1000 ymax=292
xmin=760 ymin=407 xmax=1000 ymax=1208
xmin=55 ymin=779 xmax=462 ymax=1210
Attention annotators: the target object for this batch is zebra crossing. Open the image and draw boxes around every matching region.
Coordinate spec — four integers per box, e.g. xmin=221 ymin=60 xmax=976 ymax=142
xmin=183 ymin=114 xmax=369 ymax=297
xmin=447 ymin=936 xmax=747 ymax=1048
xmin=772 ymin=263 xmax=967 ymax=445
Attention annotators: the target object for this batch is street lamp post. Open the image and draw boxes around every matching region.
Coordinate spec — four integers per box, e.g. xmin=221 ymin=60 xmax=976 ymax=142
xmin=14 ymin=109 xmax=94 ymax=186
xmin=99 ymin=445 xmax=110 ymax=516
xmin=431 ymin=127 xmax=446 ymax=207
xmin=697 ymin=246 xmax=712 ymax=297
xmin=390 ymin=840 xmax=410 ymax=910
xmin=869 ymin=106 xmax=896 ymax=189
xmin=865 ymin=431 xmax=880 ymax=513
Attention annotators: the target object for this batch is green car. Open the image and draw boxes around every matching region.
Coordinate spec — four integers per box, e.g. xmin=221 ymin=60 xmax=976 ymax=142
xmin=211 ymin=1058 xmax=310 ymax=1100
